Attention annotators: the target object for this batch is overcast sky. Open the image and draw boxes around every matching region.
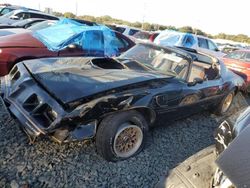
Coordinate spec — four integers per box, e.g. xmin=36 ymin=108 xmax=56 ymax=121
xmin=3 ymin=0 xmax=249 ymax=36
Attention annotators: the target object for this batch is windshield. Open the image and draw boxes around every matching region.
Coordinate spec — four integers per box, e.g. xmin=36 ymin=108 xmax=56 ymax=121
xmin=121 ymin=44 xmax=190 ymax=79
xmin=0 ymin=7 xmax=15 ymax=16
xmin=1 ymin=10 xmax=16 ymax=18
xmin=28 ymin=20 xmax=57 ymax=31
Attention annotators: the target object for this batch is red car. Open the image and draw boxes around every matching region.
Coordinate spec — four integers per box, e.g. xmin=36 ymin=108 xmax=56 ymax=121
xmin=222 ymin=50 xmax=250 ymax=90
xmin=0 ymin=31 xmax=135 ymax=76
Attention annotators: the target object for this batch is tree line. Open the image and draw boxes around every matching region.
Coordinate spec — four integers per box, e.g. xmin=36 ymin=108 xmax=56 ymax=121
xmin=53 ymin=11 xmax=250 ymax=44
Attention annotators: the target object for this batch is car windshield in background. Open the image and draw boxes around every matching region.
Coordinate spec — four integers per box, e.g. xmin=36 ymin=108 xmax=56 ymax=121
xmin=1 ymin=10 xmax=15 ymax=18
xmin=121 ymin=44 xmax=189 ymax=78
xmin=28 ymin=20 xmax=57 ymax=31
xmin=0 ymin=7 xmax=15 ymax=15
xmin=133 ymin=31 xmax=151 ymax=40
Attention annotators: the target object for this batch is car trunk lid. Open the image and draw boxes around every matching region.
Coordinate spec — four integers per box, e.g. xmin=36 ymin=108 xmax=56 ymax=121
xmin=0 ymin=32 xmax=45 ymax=48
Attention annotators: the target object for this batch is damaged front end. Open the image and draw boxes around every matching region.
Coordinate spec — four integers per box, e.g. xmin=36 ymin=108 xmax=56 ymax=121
xmin=1 ymin=58 xmax=158 ymax=144
xmin=0 ymin=64 xmax=97 ymax=143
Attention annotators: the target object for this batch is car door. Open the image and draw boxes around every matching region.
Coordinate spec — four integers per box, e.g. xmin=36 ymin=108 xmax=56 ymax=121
xmin=184 ymin=64 xmax=224 ymax=111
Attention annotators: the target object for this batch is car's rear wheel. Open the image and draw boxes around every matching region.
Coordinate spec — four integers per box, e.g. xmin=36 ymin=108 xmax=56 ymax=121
xmin=214 ymin=91 xmax=234 ymax=115
xmin=96 ymin=110 xmax=148 ymax=162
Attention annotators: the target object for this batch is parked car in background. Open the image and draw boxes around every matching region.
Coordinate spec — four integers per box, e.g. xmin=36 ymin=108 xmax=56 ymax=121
xmin=222 ymin=50 xmax=250 ymax=91
xmin=0 ymin=5 xmax=39 ymax=16
xmin=0 ymin=9 xmax=58 ymax=25
xmin=154 ymin=30 xmax=225 ymax=58
xmin=156 ymin=107 xmax=250 ymax=188
xmin=0 ymin=18 xmax=97 ymax=37
xmin=149 ymin=32 xmax=159 ymax=42
xmin=0 ymin=43 xmax=244 ymax=161
xmin=114 ymin=25 xmax=140 ymax=36
xmin=0 ymin=21 xmax=135 ymax=76
xmin=132 ymin=30 xmax=152 ymax=42
xmin=132 ymin=31 xmax=160 ymax=43
xmin=0 ymin=4 xmax=11 ymax=12
xmin=0 ymin=18 xmax=46 ymax=29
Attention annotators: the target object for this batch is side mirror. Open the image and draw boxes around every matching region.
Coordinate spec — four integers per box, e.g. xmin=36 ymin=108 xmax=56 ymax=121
xmin=10 ymin=15 xmax=19 ymax=20
xmin=215 ymin=48 xmax=220 ymax=52
xmin=188 ymin=77 xmax=203 ymax=86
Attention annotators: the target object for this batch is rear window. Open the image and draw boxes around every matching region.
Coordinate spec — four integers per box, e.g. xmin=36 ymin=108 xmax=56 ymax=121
xmin=128 ymin=29 xmax=139 ymax=36
xmin=115 ymin=27 xmax=126 ymax=33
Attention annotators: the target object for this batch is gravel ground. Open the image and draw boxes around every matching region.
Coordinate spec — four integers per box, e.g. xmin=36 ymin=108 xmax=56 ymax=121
xmin=0 ymin=93 xmax=249 ymax=188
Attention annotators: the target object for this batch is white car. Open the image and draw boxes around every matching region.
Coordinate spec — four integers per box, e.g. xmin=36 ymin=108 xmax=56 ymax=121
xmin=0 ymin=9 xmax=58 ymax=25
xmin=154 ymin=30 xmax=226 ymax=58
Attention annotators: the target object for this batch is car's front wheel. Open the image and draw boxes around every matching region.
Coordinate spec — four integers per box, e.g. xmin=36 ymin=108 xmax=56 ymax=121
xmin=96 ymin=110 xmax=148 ymax=162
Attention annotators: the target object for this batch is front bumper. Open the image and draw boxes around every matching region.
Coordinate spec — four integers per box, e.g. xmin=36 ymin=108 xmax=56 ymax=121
xmin=1 ymin=64 xmax=97 ymax=143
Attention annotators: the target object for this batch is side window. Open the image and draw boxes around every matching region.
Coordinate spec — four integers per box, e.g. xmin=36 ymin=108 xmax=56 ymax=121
xmin=29 ymin=13 xmax=43 ymax=19
xmin=207 ymin=40 xmax=218 ymax=51
xmin=245 ymin=53 xmax=250 ymax=62
xmin=183 ymin=35 xmax=195 ymax=48
xmin=23 ymin=13 xmax=30 ymax=19
xmin=198 ymin=38 xmax=208 ymax=49
xmin=189 ymin=63 xmax=220 ymax=82
xmin=15 ymin=12 xmax=28 ymax=20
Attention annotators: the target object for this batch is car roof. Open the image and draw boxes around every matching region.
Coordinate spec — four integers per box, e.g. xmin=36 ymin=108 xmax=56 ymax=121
xmin=12 ymin=9 xmax=57 ymax=17
xmin=4 ymin=5 xmax=39 ymax=11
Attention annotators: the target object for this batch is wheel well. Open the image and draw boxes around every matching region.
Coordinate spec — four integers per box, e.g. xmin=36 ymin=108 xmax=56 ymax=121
xmin=98 ymin=107 xmax=156 ymax=127
xmin=133 ymin=107 xmax=156 ymax=126
xmin=234 ymin=87 xmax=238 ymax=95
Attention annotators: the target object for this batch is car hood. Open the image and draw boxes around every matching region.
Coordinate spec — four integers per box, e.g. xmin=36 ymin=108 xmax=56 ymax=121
xmin=0 ymin=32 xmax=45 ymax=48
xmin=23 ymin=57 xmax=169 ymax=104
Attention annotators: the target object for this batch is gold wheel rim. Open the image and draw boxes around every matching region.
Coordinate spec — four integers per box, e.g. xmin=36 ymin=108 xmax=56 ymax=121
xmin=113 ymin=123 xmax=143 ymax=158
xmin=222 ymin=93 xmax=233 ymax=113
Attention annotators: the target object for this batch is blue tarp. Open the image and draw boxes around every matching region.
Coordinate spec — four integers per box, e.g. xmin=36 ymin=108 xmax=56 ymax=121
xmin=33 ymin=19 xmax=118 ymax=57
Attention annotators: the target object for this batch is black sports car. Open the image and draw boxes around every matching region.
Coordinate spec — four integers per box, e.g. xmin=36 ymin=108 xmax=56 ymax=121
xmin=0 ymin=43 xmax=245 ymax=161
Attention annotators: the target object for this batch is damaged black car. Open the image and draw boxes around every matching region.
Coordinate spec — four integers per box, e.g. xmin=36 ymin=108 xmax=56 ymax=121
xmin=0 ymin=43 xmax=245 ymax=161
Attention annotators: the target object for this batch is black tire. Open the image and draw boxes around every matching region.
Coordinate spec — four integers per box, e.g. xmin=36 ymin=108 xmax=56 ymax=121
xmin=214 ymin=91 xmax=234 ymax=116
xmin=96 ymin=110 xmax=148 ymax=162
